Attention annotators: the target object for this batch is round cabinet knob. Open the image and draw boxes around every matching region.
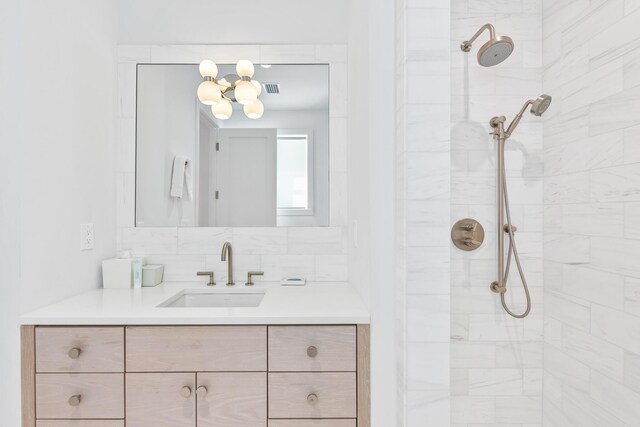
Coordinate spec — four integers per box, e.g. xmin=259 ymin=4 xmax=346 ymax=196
xmin=307 ymin=393 xmax=319 ymax=405
xmin=307 ymin=346 xmax=318 ymax=358
xmin=68 ymin=348 xmax=82 ymax=359
xmin=180 ymin=386 xmax=192 ymax=398
xmin=68 ymin=395 xmax=82 ymax=406
xmin=196 ymin=386 xmax=208 ymax=398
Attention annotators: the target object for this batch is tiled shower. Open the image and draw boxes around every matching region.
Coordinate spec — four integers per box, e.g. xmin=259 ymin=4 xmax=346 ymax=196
xmin=396 ymin=0 xmax=640 ymax=425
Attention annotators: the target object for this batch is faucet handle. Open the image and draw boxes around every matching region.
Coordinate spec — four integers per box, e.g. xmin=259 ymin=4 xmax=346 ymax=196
xmin=197 ymin=271 xmax=216 ymax=286
xmin=245 ymin=271 xmax=264 ymax=286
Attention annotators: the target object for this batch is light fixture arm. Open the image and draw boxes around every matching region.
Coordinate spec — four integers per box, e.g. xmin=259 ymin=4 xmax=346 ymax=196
xmin=461 ymin=23 xmax=496 ymax=52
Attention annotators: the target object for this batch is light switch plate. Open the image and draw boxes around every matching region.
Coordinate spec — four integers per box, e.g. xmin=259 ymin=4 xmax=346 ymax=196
xmin=80 ymin=223 xmax=94 ymax=250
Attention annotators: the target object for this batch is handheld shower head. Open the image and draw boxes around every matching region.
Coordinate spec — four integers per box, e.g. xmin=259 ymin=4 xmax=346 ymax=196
xmin=461 ymin=24 xmax=514 ymax=67
xmin=504 ymin=95 xmax=552 ymax=137
xmin=531 ymin=94 xmax=552 ymax=117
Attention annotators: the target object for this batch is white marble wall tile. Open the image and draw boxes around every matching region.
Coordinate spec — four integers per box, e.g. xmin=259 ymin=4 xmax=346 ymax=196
xmin=177 ymin=228 xmax=232 ymax=255
xmin=468 ymin=369 xmax=523 ymax=395
xmin=329 ymin=172 xmax=348 ymax=226
xmin=543 ymin=234 xmax=590 ymax=264
xmin=563 ymin=323 xmax=624 ymax=381
xmin=591 ymin=163 xmax=640 ymax=202
xmin=544 ymin=131 xmax=624 ymax=176
xmin=625 ymin=276 xmax=640 ymax=316
xmin=451 ymin=396 xmax=496 ymax=424
xmin=232 ymin=228 xmax=287 ymax=255
xmin=561 ymin=264 xmax=624 ymax=309
xmin=590 ymin=371 xmax=640 ymax=425
xmin=544 ymin=291 xmax=591 ymax=331
xmin=560 ymin=203 xmax=624 ymax=238
xmin=122 ymin=227 xmax=178 ymax=255
xmin=523 ymin=368 xmax=543 ymax=395
xmin=543 ymin=173 xmax=590 ymax=204
xmin=543 ymin=343 xmax=591 ymax=392
xmin=468 ymin=315 xmax=525 ymax=341
xmin=287 ymin=227 xmax=345 ymax=254
xmin=451 ymin=342 xmax=496 ymax=368
xmin=495 ymin=396 xmax=542 ymax=423
xmin=315 ymin=254 xmax=348 ymax=281
xmin=117 ymin=118 xmax=136 ymax=173
xmin=329 ymin=117 xmax=347 ymax=173
xmin=146 ymin=254 xmax=205 ymax=282
xmin=495 ymin=342 xmax=544 ymax=368
xmin=590 ymin=236 xmax=640 ymax=277
xmin=591 ymin=304 xmax=640 ymax=353
xmin=559 ymin=386 xmax=624 ymax=427
xmin=116 ymin=173 xmax=135 ymax=229
xmin=561 ymin=0 xmax=624 ymax=51
xmin=260 ymin=254 xmax=315 ymax=282
xmin=117 ymin=63 xmax=136 ymax=119
xmin=624 ymin=350 xmax=640 ymax=394
xmin=623 ymin=124 xmax=640 ymax=163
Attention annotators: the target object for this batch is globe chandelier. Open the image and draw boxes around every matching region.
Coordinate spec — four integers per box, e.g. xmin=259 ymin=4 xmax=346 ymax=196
xmin=196 ymin=59 xmax=264 ymax=120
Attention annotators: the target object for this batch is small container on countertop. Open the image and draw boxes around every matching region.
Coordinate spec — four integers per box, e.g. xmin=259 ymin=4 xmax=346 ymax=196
xmin=142 ymin=265 xmax=164 ymax=287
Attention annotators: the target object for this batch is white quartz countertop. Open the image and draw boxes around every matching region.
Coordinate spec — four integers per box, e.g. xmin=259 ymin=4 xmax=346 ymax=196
xmin=20 ymin=282 xmax=370 ymax=325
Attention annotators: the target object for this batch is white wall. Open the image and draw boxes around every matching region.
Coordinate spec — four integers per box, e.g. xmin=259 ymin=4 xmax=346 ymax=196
xmin=118 ymin=0 xmax=350 ymax=45
xmin=450 ymin=2 xmax=544 ymax=425
xmin=543 ymin=1 xmax=640 ymax=425
xmin=394 ymin=0 xmax=452 ymax=425
xmin=348 ymin=0 xmax=397 ymax=426
xmin=0 ymin=0 xmax=118 ymax=424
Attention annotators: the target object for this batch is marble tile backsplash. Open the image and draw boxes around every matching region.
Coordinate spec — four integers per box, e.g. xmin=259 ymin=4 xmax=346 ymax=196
xmin=115 ymin=44 xmax=350 ymax=284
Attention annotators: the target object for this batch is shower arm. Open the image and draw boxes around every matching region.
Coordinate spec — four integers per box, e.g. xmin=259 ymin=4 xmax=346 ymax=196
xmin=505 ymin=100 xmax=534 ymax=138
xmin=461 ymin=24 xmax=496 ymax=50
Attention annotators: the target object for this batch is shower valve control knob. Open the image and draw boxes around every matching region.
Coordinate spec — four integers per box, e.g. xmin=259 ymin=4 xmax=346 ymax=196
xmin=451 ymin=218 xmax=485 ymax=251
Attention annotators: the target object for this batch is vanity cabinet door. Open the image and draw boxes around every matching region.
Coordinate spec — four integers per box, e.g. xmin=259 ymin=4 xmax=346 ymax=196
xmin=197 ymin=372 xmax=267 ymax=427
xmin=126 ymin=373 xmax=196 ymax=427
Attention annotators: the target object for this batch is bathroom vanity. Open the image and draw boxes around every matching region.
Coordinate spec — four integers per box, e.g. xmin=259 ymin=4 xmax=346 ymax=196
xmin=20 ymin=283 xmax=370 ymax=427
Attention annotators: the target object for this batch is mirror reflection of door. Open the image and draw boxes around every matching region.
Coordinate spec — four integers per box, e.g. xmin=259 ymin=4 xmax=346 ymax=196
xmin=212 ymin=128 xmax=277 ymax=227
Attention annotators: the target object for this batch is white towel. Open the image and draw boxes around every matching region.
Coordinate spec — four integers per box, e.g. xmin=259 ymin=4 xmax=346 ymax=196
xmin=170 ymin=155 xmax=193 ymax=199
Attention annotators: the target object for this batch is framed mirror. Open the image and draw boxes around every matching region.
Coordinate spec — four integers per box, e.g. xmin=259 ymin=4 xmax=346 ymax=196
xmin=135 ymin=63 xmax=329 ymax=227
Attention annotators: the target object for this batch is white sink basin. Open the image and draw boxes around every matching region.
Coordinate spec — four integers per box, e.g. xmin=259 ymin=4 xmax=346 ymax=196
xmin=158 ymin=288 xmax=266 ymax=308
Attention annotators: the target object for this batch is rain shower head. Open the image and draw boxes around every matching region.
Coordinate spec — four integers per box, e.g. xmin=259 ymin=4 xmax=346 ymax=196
xmin=461 ymin=24 xmax=514 ymax=67
xmin=531 ymin=94 xmax=552 ymax=116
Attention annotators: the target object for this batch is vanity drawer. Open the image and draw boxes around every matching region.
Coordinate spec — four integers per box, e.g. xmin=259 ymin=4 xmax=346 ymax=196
xmin=36 ymin=327 xmax=124 ymax=373
xmin=268 ymin=372 xmax=357 ymax=419
xmin=126 ymin=326 xmax=267 ymax=372
xmin=268 ymin=326 xmax=356 ymax=372
xmin=36 ymin=373 xmax=124 ymax=419
xmin=269 ymin=421 xmax=356 ymax=427
xmin=37 ymin=421 xmax=124 ymax=427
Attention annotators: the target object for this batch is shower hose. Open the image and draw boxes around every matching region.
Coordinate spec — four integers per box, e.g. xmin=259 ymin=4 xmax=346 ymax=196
xmin=500 ymin=156 xmax=532 ymax=318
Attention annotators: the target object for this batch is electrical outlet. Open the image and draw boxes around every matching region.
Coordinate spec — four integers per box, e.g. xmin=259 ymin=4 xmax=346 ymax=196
xmin=80 ymin=223 xmax=94 ymax=251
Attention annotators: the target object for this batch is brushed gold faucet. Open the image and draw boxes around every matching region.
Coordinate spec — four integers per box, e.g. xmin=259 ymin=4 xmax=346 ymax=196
xmin=221 ymin=241 xmax=234 ymax=286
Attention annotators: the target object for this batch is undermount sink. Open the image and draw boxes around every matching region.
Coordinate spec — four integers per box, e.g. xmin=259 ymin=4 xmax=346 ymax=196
xmin=158 ymin=288 xmax=266 ymax=308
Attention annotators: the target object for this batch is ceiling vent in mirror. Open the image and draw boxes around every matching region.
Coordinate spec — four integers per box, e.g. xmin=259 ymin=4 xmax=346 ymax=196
xmin=263 ymin=83 xmax=280 ymax=94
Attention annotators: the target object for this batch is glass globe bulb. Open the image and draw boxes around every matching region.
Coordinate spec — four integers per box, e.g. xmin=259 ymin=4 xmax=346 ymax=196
xmin=212 ymin=98 xmax=232 ymax=120
xmin=197 ymin=80 xmax=221 ymax=105
xmin=199 ymin=60 xmax=218 ymax=78
xmin=252 ymin=80 xmax=262 ymax=96
xmin=243 ymin=99 xmax=264 ymax=119
xmin=236 ymin=59 xmax=255 ymax=78
xmin=235 ymin=80 xmax=258 ymax=105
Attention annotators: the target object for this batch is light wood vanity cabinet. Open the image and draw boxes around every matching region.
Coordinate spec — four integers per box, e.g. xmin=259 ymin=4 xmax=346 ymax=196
xmin=22 ymin=324 xmax=370 ymax=427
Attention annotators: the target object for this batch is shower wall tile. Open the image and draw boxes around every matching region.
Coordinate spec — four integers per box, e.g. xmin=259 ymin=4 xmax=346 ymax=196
xmin=451 ymin=0 xmax=544 ymax=420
